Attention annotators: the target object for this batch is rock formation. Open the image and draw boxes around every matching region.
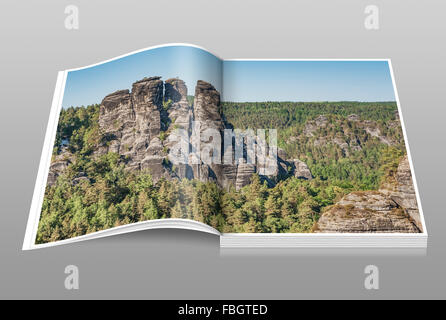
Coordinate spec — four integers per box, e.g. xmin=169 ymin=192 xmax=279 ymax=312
xmin=291 ymin=159 xmax=313 ymax=180
xmin=164 ymin=78 xmax=194 ymax=180
xmin=314 ymin=191 xmax=419 ymax=233
xmin=96 ymin=76 xmax=170 ymax=181
xmin=49 ymin=76 xmax=313 ymax=190
xmin=235 ymin=163 xmax=256 ymax=190
xmin=300 ymin=113 xmax=399 ymax=156
xmin=47 ymin=154 xmax=71 ymax=186
xmin=304 ymin=115 xmax=328 ymax=137
xmin=191 ymin=80 xmax=225 ymax=185
xmin=380 ymin=155 xmax=422 ymax=230
xmin=361 ymin=120 xmax=393 ymax=146
xmin=193 ymin=80 xmax=223 ymax=132
xmin=315 ymin=155 xmax=422 ymax=233
xmin=165 ymin=78 xmax=192 ymax=132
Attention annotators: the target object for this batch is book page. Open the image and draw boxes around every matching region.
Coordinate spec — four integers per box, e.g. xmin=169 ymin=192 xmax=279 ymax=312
xmin=24 ymin=44 xmax=224 ymax=249
xmin=220 ymin=59 xmax=424 ymax=235
xmin=24 ymin=45 xmax=426 ymax=250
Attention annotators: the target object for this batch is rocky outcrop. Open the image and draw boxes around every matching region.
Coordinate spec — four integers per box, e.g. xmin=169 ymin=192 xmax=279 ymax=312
xmin=301 ymin=113 xmax=399 ymax=156
xmin=165 ymin=78 xmax=187 ymax=104
xmin=380 ymin=155 xmax=422 ymax=230
xmin=72 ymin=172 xmax=90 ymax=185
xmin=291 ymin=159 xmax=313 ymax=180
xmin=362 ymin=120 xmax=393 ymax=146
xmin=164 ymin=78 xmax=193 ymax=180
xmin=47 ymin=153 xmax=92 ymax=186
xmin=315 ymin=191 xmax=419 ymax=233
xmin=221 ymin=164 xmax=238 ymax=188
xmin=97 ymin=77 xmax=169 ymax=179
xmin=194 ymin=80 xmax=223 ymax=131
xmin=165 ymin=78 xmax=192 ymax=132
xmin=315 ymin=156 xmax=422 ymax=233
xmin=47 ymin=156 xmax=71 ymax=186
xmin=190 ymin=80 xmax=225 ymax=185
xmin=176 ymin=79 xmax=312 ymax=190
xmin=347 ymin=114 xmax=360 ymax=121
xmin=304 ymin=115 xmax=328 ymax=137
xmin=50 ymin=76 xmax=314 ymax=190
xmin=235 ymin=163 xmax=256 ymax=190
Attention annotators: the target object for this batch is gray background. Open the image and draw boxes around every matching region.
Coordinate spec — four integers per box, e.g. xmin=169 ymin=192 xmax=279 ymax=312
xmin=0 ymin=0 xmax=445 ymax=299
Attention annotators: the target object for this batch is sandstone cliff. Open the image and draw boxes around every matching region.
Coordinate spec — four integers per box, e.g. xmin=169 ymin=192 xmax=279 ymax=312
xmin=380 ymin=155 xmax=422 ymax=230
xmin=315 ymin=155 xmax=422 ymax=233
xmin=47 ymin=153 xmax=71 ymax=186
xmin=49 ymin=76 xmax=312 ymax=190
xmin=97 ymin=76 xmax=170 ymax=181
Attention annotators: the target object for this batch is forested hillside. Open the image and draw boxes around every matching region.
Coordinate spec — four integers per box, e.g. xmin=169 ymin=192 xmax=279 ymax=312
xmin=223 ymin=101 xmax=404 ymax=190
xmin=38 ymin=100 xmax=406 ymax=243
xmin=37 ymin=77 xmax=411 ymax=244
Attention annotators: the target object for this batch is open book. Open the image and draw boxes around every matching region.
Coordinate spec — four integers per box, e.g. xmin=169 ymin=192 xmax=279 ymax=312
xmin=23 ymin=43 xmax=427 ymax=250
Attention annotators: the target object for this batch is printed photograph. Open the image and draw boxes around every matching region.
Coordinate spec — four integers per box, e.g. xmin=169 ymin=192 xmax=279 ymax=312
xmin=35 ymin=45 xmax=422 ymax=245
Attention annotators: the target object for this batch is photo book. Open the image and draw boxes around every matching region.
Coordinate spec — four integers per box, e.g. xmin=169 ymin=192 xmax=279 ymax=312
xmin=23 ymin=44 xmax=427 ymax=250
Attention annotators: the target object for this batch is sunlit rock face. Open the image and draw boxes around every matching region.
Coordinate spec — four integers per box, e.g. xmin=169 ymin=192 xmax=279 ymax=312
xmin=315 ymin=156 xmax=422 ymax=233
xmin=380 ymin=155 xmax=422 ymax=231
xmin=97 ymin=77 xmax=168 ymax=179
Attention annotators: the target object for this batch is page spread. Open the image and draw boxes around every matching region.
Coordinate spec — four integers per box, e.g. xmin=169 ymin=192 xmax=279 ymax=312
xmin=23 ymin=43 xmax=427 ymax=250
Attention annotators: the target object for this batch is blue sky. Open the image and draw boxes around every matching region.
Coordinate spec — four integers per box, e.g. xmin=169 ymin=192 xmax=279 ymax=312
xmin=223 ymin=60 xmax=395 ymax=102
xmin=62 ymin=46 xmax=222 ymax=108
xmin=62 ymin=45 xmax=395 ymax=108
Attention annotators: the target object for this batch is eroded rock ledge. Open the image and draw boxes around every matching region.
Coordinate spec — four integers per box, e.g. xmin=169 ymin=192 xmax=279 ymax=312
xmin=315 ymin=156 xmax=422 ymax=233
